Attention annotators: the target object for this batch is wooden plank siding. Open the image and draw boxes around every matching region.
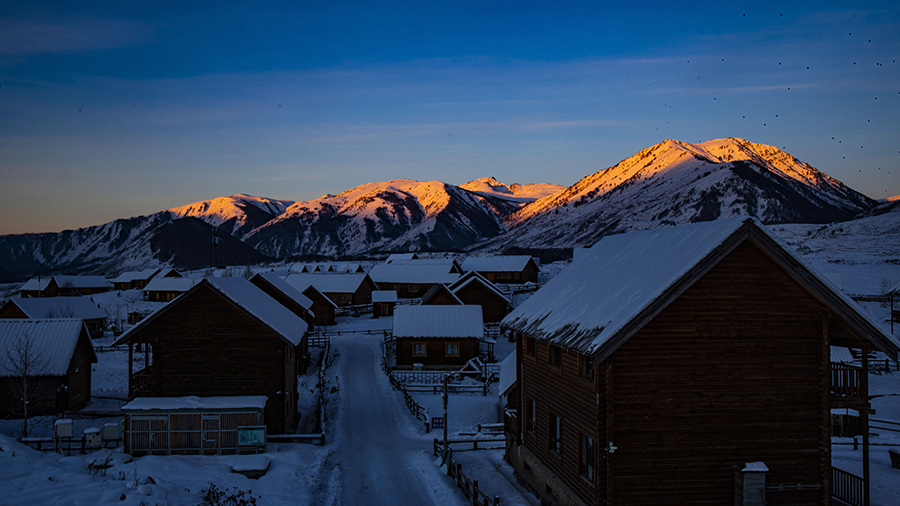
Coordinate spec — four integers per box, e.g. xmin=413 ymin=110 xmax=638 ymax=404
xmin=126 ymin=285 xmax=297 ymax=434
xmin=454 ymin=282 xmax=510 ymax=323
xmin=517 ymin=241 xmax=832 ymax=506
xmin=395 ymin=337 xmax=479 ymax=368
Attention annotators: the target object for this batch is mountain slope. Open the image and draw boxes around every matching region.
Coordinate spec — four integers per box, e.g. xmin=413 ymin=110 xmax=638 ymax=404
xmin=245 ymin=179 xmax=520 ymax=257
xmin=459 ymin=177 xmax=565 ymax=204
xmin=476 ymin=138 xmax=876 ymax=251
xmin=167 ymin=194 xmax=294 ymax=239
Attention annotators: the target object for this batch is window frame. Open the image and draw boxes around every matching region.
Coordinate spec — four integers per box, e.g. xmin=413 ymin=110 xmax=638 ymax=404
xmin=549 ymin=413 xmax=562 ymax=454
xmin=579 ymin=354 xmax=593 ymax=380
xmin=445 ymin=342 xmax=460 ymax=357
xmin=579 ymin=433 xmax=595 ymax=482
xmin=413 ymin=342 xmax=427 ymax=357
xmin=549 ymin=344 xmax=561 ymax=367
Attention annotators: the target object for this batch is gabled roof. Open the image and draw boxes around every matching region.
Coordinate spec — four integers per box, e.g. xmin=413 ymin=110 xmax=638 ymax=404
xmin=110 ymin=268 xmax=160 ymax=284
xmin=143 ymin=277 xmax=200 ymax=292
xmin=393 ymin=305 xmax=483 ymax=338
xmin=283 ymin=273 xmax=373 ymax=294
xmin=386 ymin=253 xmax=418 ymax=263
xmin=52 ymin=275 xmax=110 ymax=289
xmin=301 ymin=285 xmax=339 ymax=308
xmin=251 ymin=272 xmax=314 ymax=310
xmin=369 ymin=263 xmax=460 ymax=284
xmin=4 ymin=296 xmax=106 ymax=320
xmin=18 ymin=277 xmax=53 ymax=292
xmin=372 ymin=290 xmax=398 ymax=303
xmin=117 ymin=278 xmax=307 ymax=346
xmin=420 ymin=284 xmax=463 ymax=305
xmin=461 ymin=255 xmax=535 ymax=272
xmin=0 ymin=319 xmax=97 ymax=376
xmin=155 ymin=268 xmax=182 ymax=278
xmin=501 ymin=217 xmax=900 ymax=363
xmin=449 ymin=271 xmax=510 ymax=303
xmin=385 ymin=258 xmax=462 ymax=273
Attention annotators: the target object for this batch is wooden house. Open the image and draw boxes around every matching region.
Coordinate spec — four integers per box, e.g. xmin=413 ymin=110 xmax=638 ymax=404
xmin=420 ymin=284 xmax=463 ymax=306
xmin=18 ymin=275 xmax=111 ymax=298
xmin=461 ymin=255 xmax=539 ymax=284
xmin=500 ymin=217 xmax=900 ymax=506
xmin=0 ymin=319 xmax=97 ymax=417
xmin=0 ymin=296 xmax=108 ymax=339
xmin=114 ymin=278 xmax=308 ymax=435
xmin=393 ymin=305 xmax=483 ymax=369
xmin=250 ymin=273 xmax=315 ymax=329
xmin=143 ymin=277 xmax=199 ymax=302
xmin=283 ymin=273 xmax=377 ymax=307
xmin=372 ymin=290 xmax=398 ymax=318
xmin=369 ymin=263 xmax=460 ymax=299
xmin=122 ymin=396 xmax=267 ymax=456
xmin=385 ymin=253 xmax=418 ymax=263
xmin=299 ymin=285 xmax=337 ymax=326
xmin=110 ymin=268 xmax=160 ymax=291
xmin=448 ymin=271 xmax=512 ymax=323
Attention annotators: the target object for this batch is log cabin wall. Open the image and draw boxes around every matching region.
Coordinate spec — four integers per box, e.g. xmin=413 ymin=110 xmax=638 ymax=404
xmin=520 ymin=337 xmax=605 ymax=505
xmin=455 ymin=283 xmax=510 ymax=323
xmin=128 ymin=285 xmax=296 ymax=434
xmin=395 ymin=337 xmax=479 ymax=367
xmin=65 ymin=328 xmax=95 ymax=411
xmin=606 ymin=241 xmax=828 ymax=505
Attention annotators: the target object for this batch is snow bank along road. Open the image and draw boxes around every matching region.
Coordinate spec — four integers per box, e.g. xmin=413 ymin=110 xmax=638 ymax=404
xmin=315 ymin=336 xmax=462 ymax=506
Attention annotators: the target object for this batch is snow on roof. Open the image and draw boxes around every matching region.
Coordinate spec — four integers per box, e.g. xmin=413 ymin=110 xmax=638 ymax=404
xmin=143 ymin=277 xmax=199 ymax=292
xmin=830 ymin=346 xmax=855 ymax=364
xmin=372 ymin=290 xmax=398 ymax=303
xmin=207 ymin=278 xmax=307 ymax=346
xmin=890 ymin=279 xmax=900 ymax=295
xmin=283 ymin=273 xmax=371 ymax=294
xmin=369 ymin=264 xmax=460 ymax=284
xmin=449 ymin=271 xmax=510 ymax=303
xmin=421 ymin=284 xmax=463 ymax=305
xmin=0 ymin=319 xmax=94 ymax=376
xmin=7 ymin=296 xmax=106 ymax=320
xmin=18 ymin=277 xmax=53 ymax=291
xmin=461 ymin=255 xmax=534 ymax=272
xmin=386 ymin=253 xmax=417 ymax=262
xmin=253 ymin=272 xmax=314 ymax=310
xmin=52 ymin=275 xmax=110 ymax=289
xmin=393 ymin=305 xmax=483 ymax=338
xmin=110 ymin=268 xmax=159 ymax=283
xmin=122 ymin=395 xmax=267 ymax=411
xmin=502 ymin=216 xmax=900 ymax=360
xmin=498 ymin=352 xmax=516 ymax=398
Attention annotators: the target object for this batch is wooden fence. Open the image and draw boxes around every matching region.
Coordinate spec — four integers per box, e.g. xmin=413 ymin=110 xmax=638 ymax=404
xmin=388 ymin=373 xmax=430 ymax=430
xmin=266 ymin=433 xmax=325 ymax=445
xmin=433 ymin=440 xmax=502 ymax=506
xmin=832 ymin=467 xmax=864 ymax=506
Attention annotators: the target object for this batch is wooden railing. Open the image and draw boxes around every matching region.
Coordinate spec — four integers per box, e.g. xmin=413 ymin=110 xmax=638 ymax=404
xmin=832 ymin=466 xmax=864 ymax=506
xmin=130 ymin=368 xmax=153 ymax=394
xmin=831 ymin=362 xmax=863 ymax=400
xmin=504 ymin=409 xmax=517 ymax=437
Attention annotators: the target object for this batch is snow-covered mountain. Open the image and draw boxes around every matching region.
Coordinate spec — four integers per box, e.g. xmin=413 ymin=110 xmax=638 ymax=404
xmin=459 ymin=177 xmax=565 ymax=204
xmin=476 ymin=138 xmax=876 ymax=251
xmin=244 ymin=179 xmax=520 ymax=257
xmin=167 ymin=194 xmax=294 ymax=239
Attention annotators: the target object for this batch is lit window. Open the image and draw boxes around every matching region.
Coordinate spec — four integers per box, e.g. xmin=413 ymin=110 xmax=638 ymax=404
xmin=446 ymin=342 xmax=459 ymax=357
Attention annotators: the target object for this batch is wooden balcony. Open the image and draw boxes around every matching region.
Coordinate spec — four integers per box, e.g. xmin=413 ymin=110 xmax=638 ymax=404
xmin=504 ymin=409 xmax=518 ymax=437
xmin=831 ymin=362 xmax=864 ymax=404
xmin=130 ymin=367 xmax=154 ymax=395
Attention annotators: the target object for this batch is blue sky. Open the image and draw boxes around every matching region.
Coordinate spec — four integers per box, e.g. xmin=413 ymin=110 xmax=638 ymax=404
xmin=1 ymin=1 xmax=898 ymax=234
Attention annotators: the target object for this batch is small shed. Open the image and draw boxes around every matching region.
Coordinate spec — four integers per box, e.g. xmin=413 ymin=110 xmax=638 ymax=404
xmin=0 ymin=296 xmax=108 ymax=339
xmin=122 ymin=395 xmax=267 ymax=456
xmin=393 ymin=305 xmax=483 ymax=368
xmin=372 ymin=290 xmax=398 ymax=318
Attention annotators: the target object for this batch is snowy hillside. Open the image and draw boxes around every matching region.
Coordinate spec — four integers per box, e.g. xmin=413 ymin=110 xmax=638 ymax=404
xmin=245 ymin=179 xmax=519 ymax=257
xmin=168 ymin=194 xmax=294 ymax=239
xmin=459 ymin=177 xmax=565 ymax=204
xmin=476 ymin=138 xmax=876 ymax=251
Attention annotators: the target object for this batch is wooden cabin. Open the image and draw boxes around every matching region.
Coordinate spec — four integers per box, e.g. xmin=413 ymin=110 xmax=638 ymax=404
xmin=448 ymin=271 xmax=512 ymax=323
xmin=110 ymin=268 xmax=160 ymax=291
xmin=114 ymin=278 xmax=308 ymax=435
xmin=420 ymin=284 xmax=463 ymax=306
xmin=250 ymin=273 xmax=316 ymax=329
xmin=372 ymin=290 xmax=398 ymax=318
xmin=0 ymin=296 xmax=108 ymax=339
xmin=369 ymin=263 xmax=460 ymax=299
xmin=143 ymin=277 xmax=199 ymax=302
xmin=0 ymin=319 xmax=97 ymax=417
xmin=283 ymin=273 xmax=377 ymax=307
xmin=18 ymin=275 xmax=111 ymax=298
xmin=461 ymin=255 xmax=539 ymax=284
xmin=501 ymin=217 xmax=900 ymax=506
xmin=393 ymin=305 xmax=483 ymax=369
xmin=122 ymin=396 xmax=267 ymax=456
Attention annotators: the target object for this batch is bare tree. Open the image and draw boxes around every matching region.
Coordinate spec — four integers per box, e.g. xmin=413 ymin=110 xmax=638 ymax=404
xmin=45 ymin=304 xmax=76 ymax=318
xmin=3 ymin=327 xmax=50 ymax=439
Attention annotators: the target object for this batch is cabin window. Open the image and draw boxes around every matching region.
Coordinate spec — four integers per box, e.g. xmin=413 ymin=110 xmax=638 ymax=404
xmin=549 ymin=413 xmax=562 ymax=454
xmin=579 ymin=355 xmax=593 ymax=380
xmin=525 ymin=336 xmax=536 ymax=356
xmin=445 ymin=342 xmax=460 ymax=357
xmin=339 ymin=295 xmax=349 ymax=303
xmin=413 ymin=343 xmax=427 ymax=357
xmin=380 ymin=304 xmax=389 ymax=316
xmin=579 ymin=433 xmax=594 ymax=481
xmin=514 ymin=272 xmax=520 ymax=280
xmin=528 ymin=399 xmax=536 ymax=433
xmin=549 ymin=345 xmax=561 ymax=367
xmin=409 ymin=284 xmax=418 ymax=293
xmin=502 ymin=272 xmax=511 ymax=280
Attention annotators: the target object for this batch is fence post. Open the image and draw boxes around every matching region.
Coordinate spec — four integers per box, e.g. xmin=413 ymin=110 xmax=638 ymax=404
xmin=494 ymin=495 xmax=500 ymax=506
xmin=472 ymin=480 xmax=479 ymax=504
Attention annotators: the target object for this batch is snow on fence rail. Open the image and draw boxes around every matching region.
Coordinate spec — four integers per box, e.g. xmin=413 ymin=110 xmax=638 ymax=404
xmin=434 ymin=441 xmax=502 ymax=506
xmin=266 ymin=433 xmax=325 ymax=446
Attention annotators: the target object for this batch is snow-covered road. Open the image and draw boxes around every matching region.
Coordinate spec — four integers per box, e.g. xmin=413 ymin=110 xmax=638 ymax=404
xmin=315 ymin=336 xmax=464 ymax=506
